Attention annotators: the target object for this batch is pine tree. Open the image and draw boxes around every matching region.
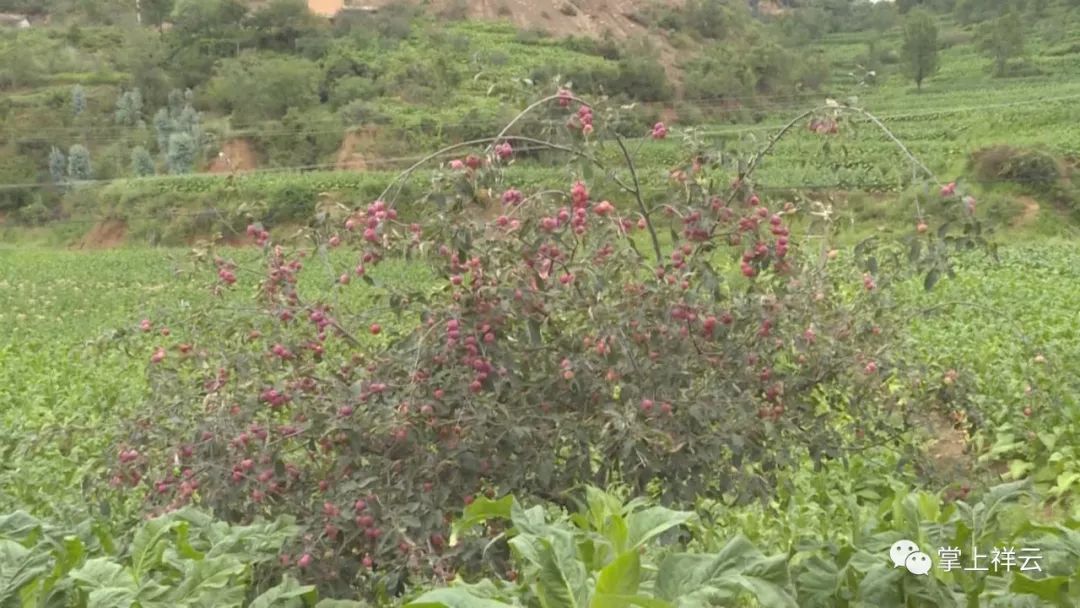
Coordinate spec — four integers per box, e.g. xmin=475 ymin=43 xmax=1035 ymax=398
xmin=48 ymin=147 xmax=67 ymax=183
xmin=72 ymin=85 xmax=86 ymax=116
xmin=167 ymin=132 xmax=196 ymax=174
xmin=67 ymin=144 xmax=92 ymax=180
xmin=901 ymin=9 xmax=939 ymax=91
xmin=131 ymin=146 xmax=156 ymax=177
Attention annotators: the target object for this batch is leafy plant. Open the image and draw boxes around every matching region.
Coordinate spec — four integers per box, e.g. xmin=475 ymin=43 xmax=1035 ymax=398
xmin=407 ymin=486 xmax=797 ymax=608
xmin=0 ymin=507 xmax=362 ymax=607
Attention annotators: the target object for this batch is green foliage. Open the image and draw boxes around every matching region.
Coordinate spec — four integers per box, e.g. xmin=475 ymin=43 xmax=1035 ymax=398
xmin=901 ymin=9 xmax=940 ymax=90
xmin=67 ymin=144 xmax=93 ymax=180
xmin=71 ymin=84 xmax=86 ymax=116
xmin=0 ymin=507 xmax=302 ymax=607
xmin=409 ymin=487 xmax=796 ymax=608
xmin=969 ymin=146 xmax=1062 ymax=192
xmin=166 ymin=132 xmax=196 ymax=175
xmin=410 ymin=482 xmax=1080 ymax=608
xmin=114 ymin=89 xmax=145 ymax=128
xmin=979 ymin=11 xmax=1027 ymax=76
xmin=48 ymin=147 xmax=67 ymax=184
xmin=131 ymin=146 xmax=156 ymax=177
xmin=140 ymin=0 xmax=175 ymax=28
xmin=205 ymin=53 xmax=320 ymax=124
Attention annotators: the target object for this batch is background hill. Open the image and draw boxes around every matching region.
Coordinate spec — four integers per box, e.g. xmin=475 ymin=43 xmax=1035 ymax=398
xmin=1 ymin=0 xmax=1079 ymax=244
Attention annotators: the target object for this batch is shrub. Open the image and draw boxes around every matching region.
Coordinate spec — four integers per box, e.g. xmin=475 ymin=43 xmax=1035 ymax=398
xmin=205 ymin=53 xmax=321 ymax=124
xmin=131 ymin=146 xmax=156 ymax=177
xmin=969 ymin=146 xmax=1061 ymax=192
xmin=13 ymin=198 xmax=52 ymax=225
xmin=67 ymin=144 xmax=93 ymax=180
xmin=107 ymin=94 xmax=990 ymax=600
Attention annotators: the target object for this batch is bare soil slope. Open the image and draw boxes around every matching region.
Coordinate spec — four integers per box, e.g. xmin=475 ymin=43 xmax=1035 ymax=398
xmin=353 ymin=0 xmax=686 ymax=90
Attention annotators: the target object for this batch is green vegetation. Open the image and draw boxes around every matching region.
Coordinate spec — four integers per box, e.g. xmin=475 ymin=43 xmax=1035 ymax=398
xmin=3 ymin=0 xmax=1080 ymax=605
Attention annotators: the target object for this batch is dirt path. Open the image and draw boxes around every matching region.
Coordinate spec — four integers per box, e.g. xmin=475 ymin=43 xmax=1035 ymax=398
xmin=1014 ymin=195 xmax=1040 ymax=227
xmin=74 ymin=220 xmax=126 ymax=249
xmin=307 ymin=0 xmax=344 ymax=17
xmin=207 ymin=139 xmax=258 ymax=173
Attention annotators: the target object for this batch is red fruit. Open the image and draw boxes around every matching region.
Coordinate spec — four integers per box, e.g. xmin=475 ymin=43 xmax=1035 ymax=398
xmin=916 ymin=222 xmax=928 ymax=233
xmin=1023 ymin=406 xmax=1032 ymax=417
xmin=434 ymin=388 xmax=445 ymax=400
xmin=139 ymin=319 xmax=152 ymax=332
xmin=369 ymin=323 xmax=381 ymax=335
xmin=160 ymin=327 xmax=170 ymax=336
xmin=150 ymin=348 xmax=166 ymax=364
xmin=864 ymin=361 xmax=878 ymax=374
xmin=464 ymin=494 xmax=474 ymax=505
xmin=660 ymin=402 xmax=672 ymax=415
xmin=354 ymin=499 xmax=367 ymax=512
xmin=362 ymin=555 xmax=374 ymax=569
xmin=640 ymin=399 xmax=654 ymax=413
xmin=298 ymin=553 xmax=312 ymax=569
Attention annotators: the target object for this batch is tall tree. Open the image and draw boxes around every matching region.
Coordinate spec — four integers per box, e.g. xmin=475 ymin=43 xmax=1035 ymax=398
xmin=48 ymin=147 xmax=66 ymax=184
xmin=71 ymin=85 xmax=86 ymax=116
xmin=67 ymin=144 xmax=92 ymax=180
xmin=131 ymin=146 xmax=156 ymax=177
xmin=901 ymin=9 xmax=939 ymax=91
xmin=979 ymin=10 xmax=1025 ymax=76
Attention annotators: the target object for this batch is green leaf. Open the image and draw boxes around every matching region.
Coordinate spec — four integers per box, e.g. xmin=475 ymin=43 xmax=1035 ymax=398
xmin=0 ymin=539 xmax=52 ymax=601
xmin=592 ymin=594 xmax=672 ymax=608
xmin=510 ymin=503 xmax=548 ymax=537
xmin=854 ymin=564 xmax=903 ymax=605
xmin=595 ymin=551 xmax=640 ymax=597
xmin=248 ymin=575 xmax=317 ymax=608
xmin=656 ymin=536 xmax=796 ymax=608
xmin=534 ymin=533 xmax=589 ymax=608
xmin=314 ymin=600 xmax=368 ymax=608
xmin=0 ymin=512 xmax=42 ymax=542
xmin=793 ymin=555 xmax=841 ymax=606
xmin=166 ymin=555 xmax=246 ymax=604
xmin=86 ymin=587 xmax=137 ymax=608
xmin=924 ymin=268 xmax=940 ymax=291
xmin=129 ymin=517 xmax=181 ymax=579
xmin=1010 ymin=573 xmax=1070 ymax=603
xmin=67 ymin=558 xmax=129 ymax=590
xmin=581 ymin=157 xmax=595 ymax=182
xmin=626 ymin=507 xmax=694 ymax=551
xmin=452 ymin=495 xmax=515 ymax=541
xmin=405 ymin=587 xmax=515 ymax=608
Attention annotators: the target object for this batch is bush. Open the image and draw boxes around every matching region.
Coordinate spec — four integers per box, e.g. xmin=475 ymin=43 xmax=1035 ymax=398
xmin=105 ymin=94 xmax=991 ymax=601
xmin=969 ymin=146 xmax=1062 ymax=192
xmin=205 ymin=53 xmax=321 ymax=124
xmin=13 ymin=199 xmax=52 ymax=225
xmin=257 ymin=106 xmax=342 ymax=169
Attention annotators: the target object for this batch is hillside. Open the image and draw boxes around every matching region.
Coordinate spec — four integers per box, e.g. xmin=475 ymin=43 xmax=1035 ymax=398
xmin=2 ymin=0 xmax=1080 ymax=245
